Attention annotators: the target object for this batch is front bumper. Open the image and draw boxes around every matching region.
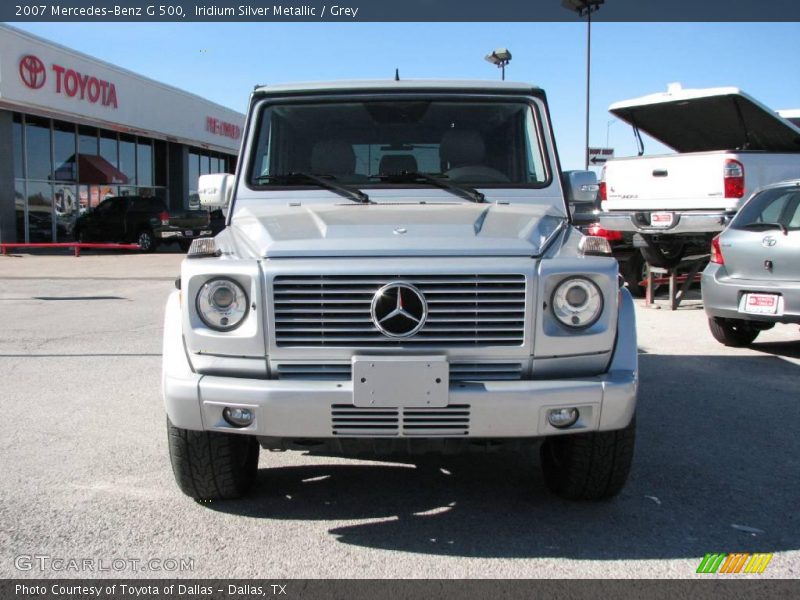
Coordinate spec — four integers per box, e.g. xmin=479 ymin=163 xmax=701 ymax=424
xmin=702 ymin=263 xmax=800 ymax=324
xmin=162 ymin=290 xmax=638 ymax=440
xmin=599 ymin=210 xmax=734 ymax=235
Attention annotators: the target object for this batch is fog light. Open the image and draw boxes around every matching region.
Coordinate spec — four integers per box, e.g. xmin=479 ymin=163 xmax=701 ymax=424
xmin=223 ymin=407 xmax=254 ymax=428
xmin=548 ymin=408 xmax=579 ymax=429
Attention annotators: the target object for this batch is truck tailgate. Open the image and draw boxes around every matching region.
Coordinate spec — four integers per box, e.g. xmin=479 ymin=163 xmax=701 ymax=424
xmin=169 ymin=210 xmax=210 ymax=229
xmin=603 ymin=153 xmax=730 ymax=211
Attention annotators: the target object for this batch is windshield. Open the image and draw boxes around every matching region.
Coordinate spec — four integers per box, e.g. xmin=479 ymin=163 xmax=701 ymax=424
xmin=247 ymin=99 xmax=550 ymax=188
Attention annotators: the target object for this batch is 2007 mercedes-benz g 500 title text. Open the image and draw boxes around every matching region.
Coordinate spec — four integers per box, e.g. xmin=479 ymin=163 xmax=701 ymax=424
xmin=162 ymin=80 xmax=638 ymax=502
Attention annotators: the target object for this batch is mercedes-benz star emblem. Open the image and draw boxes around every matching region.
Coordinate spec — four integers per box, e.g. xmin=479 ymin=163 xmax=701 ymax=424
xmin=19 ymin=55 xmax=46 ymax=90
xmin=370 ymin=282 xmax=427 ymax=338
xmin=762 ymin=236 xmax=777 ymax=247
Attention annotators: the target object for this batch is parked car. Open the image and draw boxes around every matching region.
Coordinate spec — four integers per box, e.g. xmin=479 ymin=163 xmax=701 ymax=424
xmin=163 ymin=80 xmax=639 ymax=503
xmin=598 ymin=84 xmax=800 ymax=268
xmin=74 ymin=196 xmax=214 ymax=252
xmin=702 ymin=180 xmax=800 ymax=346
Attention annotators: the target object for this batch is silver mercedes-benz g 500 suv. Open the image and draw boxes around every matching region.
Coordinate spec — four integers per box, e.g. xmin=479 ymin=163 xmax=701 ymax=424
xmin=163 ymin=80 xmax=638 ymax=502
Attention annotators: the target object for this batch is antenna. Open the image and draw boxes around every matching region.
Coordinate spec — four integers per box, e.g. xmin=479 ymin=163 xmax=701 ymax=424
xmin=395 ymin=68 xmax=400 ymax=81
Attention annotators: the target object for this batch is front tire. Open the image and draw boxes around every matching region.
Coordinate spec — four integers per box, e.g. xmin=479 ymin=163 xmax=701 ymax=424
xmin=707 ymin=317 xmax=760 ymax=347
xmin=167 ymin=418 xmax=259 ymax=501
xmin=540 ymin=416 xmax=635 ymax=501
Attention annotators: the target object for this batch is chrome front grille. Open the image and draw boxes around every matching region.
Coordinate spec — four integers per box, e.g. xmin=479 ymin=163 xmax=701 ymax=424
xmin=274 ymin=362 xmax=525 ymax=382
xmin=331 ymin=404 xmax=471 ymax=437
xmin=272 ymin=274 xmax=526 ymax=347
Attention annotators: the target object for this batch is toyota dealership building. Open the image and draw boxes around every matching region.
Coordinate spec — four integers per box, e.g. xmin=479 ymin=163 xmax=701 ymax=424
xmin=0 ymin=24 xmax=244 ymax=243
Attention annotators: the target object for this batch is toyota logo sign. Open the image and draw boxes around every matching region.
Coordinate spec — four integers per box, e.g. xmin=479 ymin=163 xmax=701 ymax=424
xmin=19 ymin=55 xmax=46 ymax=89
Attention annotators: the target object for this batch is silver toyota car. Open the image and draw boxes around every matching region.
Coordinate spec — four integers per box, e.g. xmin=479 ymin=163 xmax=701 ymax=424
xmin=703 ymin=180 xmax=800 ymax=346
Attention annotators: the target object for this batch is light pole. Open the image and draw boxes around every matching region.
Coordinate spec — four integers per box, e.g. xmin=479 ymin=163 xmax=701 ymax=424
xmin=562 ymin=0 xmax=604 ymax=170
xmin=484 ymin=48 xmax=512 ymax=81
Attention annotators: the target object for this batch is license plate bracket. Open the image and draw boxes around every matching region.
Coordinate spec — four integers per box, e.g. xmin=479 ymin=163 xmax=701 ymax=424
xmin=649 ymin=212 xmax=674 ymax=228
xmin=740 ymin=293 xmax=780 ymax=315
xmin=352 ymin=355 xmax=449 ymax=408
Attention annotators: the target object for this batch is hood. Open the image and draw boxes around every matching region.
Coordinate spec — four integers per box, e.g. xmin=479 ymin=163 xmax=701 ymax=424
xmin=228 ymin=201 xmax=566 ymax=258
xmin=610 ymin=84 xmax=800 ymax=153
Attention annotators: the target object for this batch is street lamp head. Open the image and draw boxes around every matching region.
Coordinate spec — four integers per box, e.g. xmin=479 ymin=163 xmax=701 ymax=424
xmin=484 ymin=48 xmax=512 ymax=66
xmin=561 ymin=0 xmax=604 ymax=16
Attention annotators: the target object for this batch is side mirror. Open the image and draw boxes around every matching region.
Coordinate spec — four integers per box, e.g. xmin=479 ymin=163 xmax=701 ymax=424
xmin=562 ymin=170 xmax=600 ymax=225
xmin=562 ymin=170 xmax=599 ymax=204
xmin=198 ymin=173 xmax=234 ymax=209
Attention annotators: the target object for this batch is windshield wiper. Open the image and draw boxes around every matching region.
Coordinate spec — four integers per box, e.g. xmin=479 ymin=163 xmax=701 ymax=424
xmin=739 ymin=222 xmax=788 ymax=235
xmin=254 ymin=172 xmax=371 ymax=204
xmin=372 ymin=172 xmax=485 ymax=204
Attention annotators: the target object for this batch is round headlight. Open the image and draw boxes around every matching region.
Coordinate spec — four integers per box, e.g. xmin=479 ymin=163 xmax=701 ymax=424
xmin=196 ymin=278 xmax=249 ymax=331
xmin=551 ymin=277 xmax=603 ymax=329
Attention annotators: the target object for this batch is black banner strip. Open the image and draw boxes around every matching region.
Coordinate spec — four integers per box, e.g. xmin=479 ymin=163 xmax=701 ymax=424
xmin=3 ymin=0 xmax=800 ymax=22
xmin=3 ymin=579 xmax=800 ymax=600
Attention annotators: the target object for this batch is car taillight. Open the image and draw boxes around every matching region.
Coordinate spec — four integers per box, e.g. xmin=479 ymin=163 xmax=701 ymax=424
xmin=586 ymin=223 xmax=623 ymax=241
xmin=723 ymin=159 xmax=744 ymax=198
xmin=159 ymin=210 xmax=170 ymax=226
xmin=710 ymin=235 xmax=724 ymax=264
xmin=599 ymin=166 xmax=607 ymax=201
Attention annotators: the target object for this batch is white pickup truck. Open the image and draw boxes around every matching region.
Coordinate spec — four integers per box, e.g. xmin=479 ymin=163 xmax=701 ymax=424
xmin=598 ymin=84 xmax=800 ymax=267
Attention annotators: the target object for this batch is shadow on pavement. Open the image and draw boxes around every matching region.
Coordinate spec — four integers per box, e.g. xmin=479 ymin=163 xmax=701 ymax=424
xmin=209 ymin=353 xmax=800 ymax=561
xmin=750 ymin=339 xmax=800 ymax=359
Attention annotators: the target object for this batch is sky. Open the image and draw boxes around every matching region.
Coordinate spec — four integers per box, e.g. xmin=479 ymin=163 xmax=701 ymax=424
xmin=11 ymin=21 xmax=800 ymax=170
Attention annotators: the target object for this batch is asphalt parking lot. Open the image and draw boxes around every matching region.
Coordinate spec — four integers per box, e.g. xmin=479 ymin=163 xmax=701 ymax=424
xmin=0 ymin=251 xmax=798 ymax=579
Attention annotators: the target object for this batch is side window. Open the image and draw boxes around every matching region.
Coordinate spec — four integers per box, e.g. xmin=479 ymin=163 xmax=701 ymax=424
xmin=252 ymin=109 xmax=274 ymax=178
xmin=785 ymin=195 xmax=800 ymax=229
xmin=524 ymin=107 xmax=547 ymax=184
xmin=759 ymin=194 xmax=788 ymax=223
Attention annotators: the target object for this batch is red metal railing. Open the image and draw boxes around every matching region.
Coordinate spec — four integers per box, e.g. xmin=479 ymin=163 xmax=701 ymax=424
xmin=1 ymin=242 xmax=141 ymax=257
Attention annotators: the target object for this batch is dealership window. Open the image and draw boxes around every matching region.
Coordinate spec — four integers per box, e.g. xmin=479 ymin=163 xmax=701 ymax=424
xmin=100 ymin=131 xmax=118 ymax=168
xmin=53 ymin=121 xmax=77 ymax=182
xmin=54 ymin=184 xmax=78 ymax=239
xmin=26 ymin=181 xmax=53 ymax=243
xmin=154 ymin=140 xmax=167 ymax=187
xmin=188 ymin=151 xmax=201 ymax=208
xmin=137 ymin=141 xmax=153 ymax=187
xmin=7 ymin=112 xmax=234 ymax=242
xmin=15 ymin=180 xmax=26 ymax=242
xmin=13 ymin=114 xmax=24 ymax=180
xmin=78 ymin=125 xmax=98 ymax=157
xmin=119 ymin=135 xmax=136 ymax=183
xmin=25 ymin=116 xmax=52 ymax=181
xmin=186 ymin=149 xmax=233 ymax=208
